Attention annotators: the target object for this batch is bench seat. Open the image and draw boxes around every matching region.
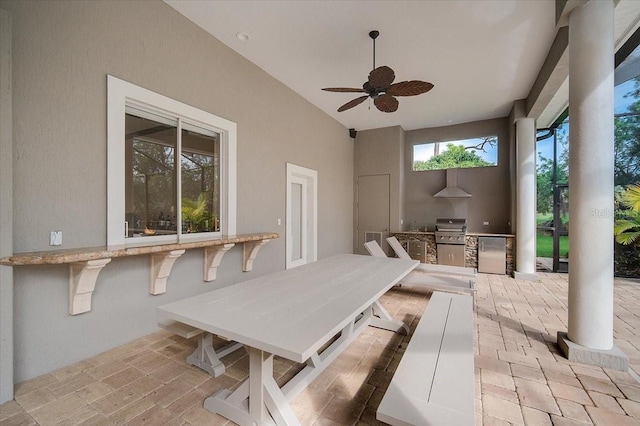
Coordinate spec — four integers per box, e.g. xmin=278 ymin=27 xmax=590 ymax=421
xmin=158 ymin=320 xmax=243 ymax=377
xmin=158 ymin=320 xmax=205 ymax=339
xmin=386 ymin=236 xmax=477 ymax=278
xmin=377 ymin=291 xmax=475 ymax=426
xmin=396 ymin=271 xmax=475 ymax=295
xmin=364 ymin=240 xmax=475 ymax=295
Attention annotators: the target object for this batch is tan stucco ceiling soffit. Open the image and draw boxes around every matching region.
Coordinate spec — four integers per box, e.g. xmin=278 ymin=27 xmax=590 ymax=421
xmin=526 ymin=27 xmax=569 ymax=122
xmin=556 ymin=0 xmax=585 ymax=27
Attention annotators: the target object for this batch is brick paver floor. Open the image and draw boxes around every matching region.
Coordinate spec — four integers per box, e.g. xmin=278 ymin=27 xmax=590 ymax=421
xmin=475 ymin=272 xmax=640 ymax=425
xmin=1 ymin=272 xmax=639 ymax=425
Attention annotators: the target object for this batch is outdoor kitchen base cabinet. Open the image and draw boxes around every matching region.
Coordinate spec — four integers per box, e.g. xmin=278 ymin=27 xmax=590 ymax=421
xmin=478 ymin=237 xmax=506 ymax=274
xmin=437 ymin=244 xmax=465 ymax=267
xmin=408 ymin=241 xmax=427 ymax=263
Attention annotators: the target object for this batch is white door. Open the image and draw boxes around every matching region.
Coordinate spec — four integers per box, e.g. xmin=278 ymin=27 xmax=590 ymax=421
xmin=357 ymin=174 xmax=390 ymax=255
xmin=286 ymin=163 xmax=317 ymax=269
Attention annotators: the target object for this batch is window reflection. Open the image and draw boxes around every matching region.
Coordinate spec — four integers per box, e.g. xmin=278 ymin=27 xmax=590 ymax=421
xmin=124 ymin=110 xmax=221 ymax=238
xmin=125 ymin=112 xmax=177 ymax=237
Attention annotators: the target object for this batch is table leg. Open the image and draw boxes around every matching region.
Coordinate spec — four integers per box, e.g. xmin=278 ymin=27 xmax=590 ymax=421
xmin=370 ymin=300 xmax=410 ymax=335
xmin=186 ymin=333 xmax=244 ymax=377
xmin=204 ymin=347 xmax=301 ymax=426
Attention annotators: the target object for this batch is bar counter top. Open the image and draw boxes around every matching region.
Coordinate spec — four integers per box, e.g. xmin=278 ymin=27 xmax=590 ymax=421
xmin=0 ymin=232 xmax=278 ymax=266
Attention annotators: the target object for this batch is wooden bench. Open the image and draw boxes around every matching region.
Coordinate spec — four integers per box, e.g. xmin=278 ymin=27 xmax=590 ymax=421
xmin=158 ymin=320 xmax=243 ymax=377
xmin=377 ymin=291 xmax=475 ymax=426
xmin=364 ymin=240 xmax=476 ymax=295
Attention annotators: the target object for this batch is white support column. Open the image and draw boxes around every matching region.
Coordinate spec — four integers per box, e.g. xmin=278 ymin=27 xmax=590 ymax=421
xmin=514 ymin=117 xmax=538 ymax=281
xmin=557 ymin=0 xmax=628 ymax=370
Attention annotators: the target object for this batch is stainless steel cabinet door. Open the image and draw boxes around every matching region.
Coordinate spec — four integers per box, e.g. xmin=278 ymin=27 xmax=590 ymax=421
xmin=478 ymin=237 xmax=506 ymax=274
xmin=437 ymin=244 xmax=465 ymax=267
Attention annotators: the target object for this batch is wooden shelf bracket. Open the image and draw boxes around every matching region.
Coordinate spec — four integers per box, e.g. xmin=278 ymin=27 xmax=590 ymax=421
xmin=150 ymin=250 xmax=185 ymax=295
xmin=69 ymin=258 xmax=112 ymax=315
xmin=203 ymin=244 xmax=235 ymax=282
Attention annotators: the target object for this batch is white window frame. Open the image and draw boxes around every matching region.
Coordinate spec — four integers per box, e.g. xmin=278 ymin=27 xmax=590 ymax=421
xmin=107 ymin=75 xmax=236 ymax=249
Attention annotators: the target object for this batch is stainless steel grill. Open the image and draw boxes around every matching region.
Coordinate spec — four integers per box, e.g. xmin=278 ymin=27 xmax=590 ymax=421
xmin=435 ymin=218 xmax=467 ymax=266
xmin=434 ymin=218 xmax=467 ymax=245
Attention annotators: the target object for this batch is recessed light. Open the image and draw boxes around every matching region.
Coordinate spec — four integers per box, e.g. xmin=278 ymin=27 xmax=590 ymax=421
xmin=236 ymin=32 xmax=250 ymax=41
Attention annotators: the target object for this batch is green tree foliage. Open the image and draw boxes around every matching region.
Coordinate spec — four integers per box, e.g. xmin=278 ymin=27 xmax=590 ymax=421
xmin=182 ymin=192 xmax=216 ymax=233
xmin=413 ymin=143 xmax=493 ymax=171
xmin=536 ymin=127 xmax=568 ymax=216
xmin=614 ymin=184 xmax=640 ymax=247
xmin=131 ymin=140 xmax=175 ymax=224
xmin=614 ymin=77 xmax=640 ymax=186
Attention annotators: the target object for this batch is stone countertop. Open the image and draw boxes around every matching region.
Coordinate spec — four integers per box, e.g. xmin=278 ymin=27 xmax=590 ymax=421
xmin=0 ymin=232 xmax=279 ymax=266
xmin=395 ymin=231 xmax=515 ymax=238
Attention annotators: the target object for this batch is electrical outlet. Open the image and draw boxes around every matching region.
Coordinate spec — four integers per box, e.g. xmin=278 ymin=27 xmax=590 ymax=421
xmin=50 ymin=231 xmax=62 ymax=246
xmin=483 ymin=221 xmax=489 ymax=226
xmin=278 ymin=218 xmax=282 ymax=226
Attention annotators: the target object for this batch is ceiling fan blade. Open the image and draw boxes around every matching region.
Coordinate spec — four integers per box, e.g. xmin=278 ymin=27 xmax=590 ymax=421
xmin=322 ymin=87 xmax=367 ymax=93
xmin=386 ymin=80 xmax=434 ymax=96
xmin=368 ymin=66 xmax=395 ymax=90
xmin=374 ymin=94 xmax=399 ymax=113
xmin=337 ymin=95 xmax=369 ymax=112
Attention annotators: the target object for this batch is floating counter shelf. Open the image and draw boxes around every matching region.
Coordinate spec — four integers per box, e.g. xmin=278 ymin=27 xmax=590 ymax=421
xmin=0 ymin=232 xmax=278 ymax=315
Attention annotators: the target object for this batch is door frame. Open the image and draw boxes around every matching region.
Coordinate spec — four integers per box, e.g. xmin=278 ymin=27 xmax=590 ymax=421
xmin=286 ymin=163 xmax=317 ymax=269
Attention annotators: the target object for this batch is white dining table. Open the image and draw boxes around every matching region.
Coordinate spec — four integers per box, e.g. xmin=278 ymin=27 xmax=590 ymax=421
xmin=157 ymin=253 xmax=418 ymax=426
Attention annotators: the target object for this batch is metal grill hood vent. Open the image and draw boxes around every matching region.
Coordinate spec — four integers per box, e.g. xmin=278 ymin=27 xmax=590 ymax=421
xmin=433 ymin=169 xmax=471 ymax=198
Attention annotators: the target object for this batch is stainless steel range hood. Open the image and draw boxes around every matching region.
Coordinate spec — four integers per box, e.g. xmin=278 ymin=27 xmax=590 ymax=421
xmin=433 ymin=169 xmax=471 ymax=198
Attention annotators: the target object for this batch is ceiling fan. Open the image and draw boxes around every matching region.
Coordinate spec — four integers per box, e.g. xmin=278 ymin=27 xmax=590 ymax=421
xmin=322 ymin=30 xmax=434 ymax=113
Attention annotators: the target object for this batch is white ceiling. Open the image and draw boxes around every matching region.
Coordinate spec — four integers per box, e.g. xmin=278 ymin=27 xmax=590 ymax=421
xmin=163 ymin=1 xmax=630 ymax=132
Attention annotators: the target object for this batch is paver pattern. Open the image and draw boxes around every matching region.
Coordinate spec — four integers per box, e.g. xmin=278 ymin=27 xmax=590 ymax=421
xmin=1 ymin=272 xmax=639 ymax=425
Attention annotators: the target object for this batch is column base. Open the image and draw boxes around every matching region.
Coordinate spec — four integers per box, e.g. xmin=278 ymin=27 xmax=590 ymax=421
xmin=513 ymin=271 xmax=539 ymax=282
xmin=557 ymin=331 xmax=628 ymax=371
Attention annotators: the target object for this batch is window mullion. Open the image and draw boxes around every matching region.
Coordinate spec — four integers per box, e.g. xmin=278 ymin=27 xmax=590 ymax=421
xmin=177 ymin=118 xmax=183 ymax=240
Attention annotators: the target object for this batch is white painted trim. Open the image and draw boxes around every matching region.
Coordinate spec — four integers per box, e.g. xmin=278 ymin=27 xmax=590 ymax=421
xmin=107 ymin=75 xmax=237 ymax=248
xmin=285 ymin=163 xmax=317 ymax=269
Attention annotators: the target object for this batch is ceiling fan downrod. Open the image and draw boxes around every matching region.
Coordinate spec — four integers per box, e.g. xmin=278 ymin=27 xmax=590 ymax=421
xmin=369 ymin=30 xmax=379 ymax=70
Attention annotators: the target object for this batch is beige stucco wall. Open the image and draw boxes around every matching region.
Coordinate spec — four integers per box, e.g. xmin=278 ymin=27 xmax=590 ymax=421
xmin=0 ymin=7 xmax=14 ymax=403
xmin=404 ymin=118 xmax=512 ymax=234
xmin=353 ymin=126 xmax=404 ymax=251
xmin=1 ymin=0 xmax=353 ymax=383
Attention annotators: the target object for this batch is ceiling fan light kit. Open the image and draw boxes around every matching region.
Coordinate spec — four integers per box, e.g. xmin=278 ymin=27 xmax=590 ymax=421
xmin=322 ymin=30 xmax=434 ymax=113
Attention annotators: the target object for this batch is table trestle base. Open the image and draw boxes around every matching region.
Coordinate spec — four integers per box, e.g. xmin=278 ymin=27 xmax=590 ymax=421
xmin=204 ymin=348 xmax=299 ymax=426
xmin=370 ymin=300 xmax=410 ymax=335
xmin=203 ymin=300 xmax=407 ymax=425
xmin=186 ymin=333 xmax=244 ymax=377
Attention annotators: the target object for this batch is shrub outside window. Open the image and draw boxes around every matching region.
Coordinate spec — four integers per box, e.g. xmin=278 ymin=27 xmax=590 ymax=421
xmin=413 ymin=136 xmax=498 ymax=171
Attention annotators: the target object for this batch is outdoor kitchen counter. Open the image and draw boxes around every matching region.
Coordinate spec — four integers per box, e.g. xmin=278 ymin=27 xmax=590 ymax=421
xmin=392 ymin=232 xmax=514 ymax=275
xmin=393 ymin=231 xmax=515 ymax=237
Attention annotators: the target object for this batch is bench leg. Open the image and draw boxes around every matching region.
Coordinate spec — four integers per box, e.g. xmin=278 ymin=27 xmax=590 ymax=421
xmin=370 ymin=300 xmax=410 ymax=335
xmin=186 ymin=333 xmax=243 ymax=377
xmin=204 ymin=347 xmax=301 ymax=426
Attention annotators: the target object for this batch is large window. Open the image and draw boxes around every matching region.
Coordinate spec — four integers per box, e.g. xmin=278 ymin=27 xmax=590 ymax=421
xmin=412 ymin=136 xmax=498 ymax=171
xmin=107 ymin=76 xmax=236 ymax=248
